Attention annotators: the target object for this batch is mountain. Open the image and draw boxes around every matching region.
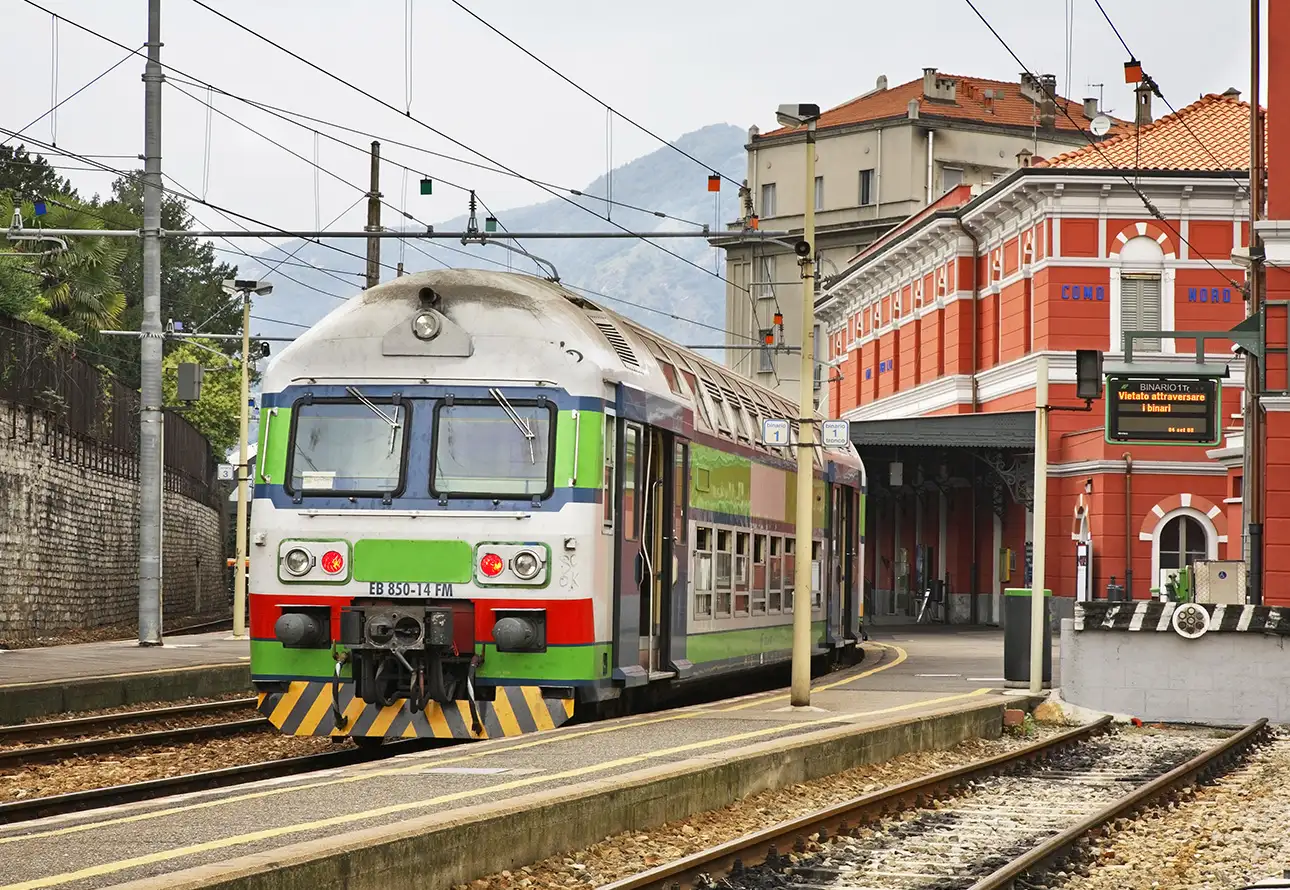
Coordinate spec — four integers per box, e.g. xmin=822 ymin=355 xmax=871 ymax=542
xmin=247 ymin=123 xmax=748 ymax=354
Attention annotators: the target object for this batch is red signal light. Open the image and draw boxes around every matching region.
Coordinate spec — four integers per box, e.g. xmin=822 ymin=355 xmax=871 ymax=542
xmin=479 ymin=553 xmax=505 ymax=577
xmin=321 ymin=550 xmax=345 ymax=574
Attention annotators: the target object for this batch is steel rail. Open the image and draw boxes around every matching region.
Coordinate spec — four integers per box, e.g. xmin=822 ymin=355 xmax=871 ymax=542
xmin=967 ymin=717 xmax=1269 ymax=890
xmin=597 ymin=716 xmax=1115 ymax=890
xmin=600 ymin=716 xmax=1269 ymax=890
xmin=0 ymin=717 xmax=270 ymax=767
xmin=0 ymin=698 xmax=258 ymax=744
xmin=0 ymin=740 xmax=430 ymax=825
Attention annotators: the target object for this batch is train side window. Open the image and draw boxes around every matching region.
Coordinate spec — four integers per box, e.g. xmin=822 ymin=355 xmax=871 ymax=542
xmin=784 ymin=538 xmax=796 ymax=612
xmin=734 ymin=532 xmax=751 ymax=616
xmin=715 ymin=529 xmax=733 ymax=617
xmin=751 ymin=534 xmax=768 ymax=615
xmin=602 ymin=415 xmax=617 ymax=531
xmin=674 ymin=442 xmax=687 ymax=544
xmin=768 ymin=537 xmax=783 ymax=613
xmin=694 ymin=526 xmax=713 ymax=618
xmin=811 ymin=540 xmax=823 ymax=609
xmin=623 ymin=424 xmax=639 ymax=542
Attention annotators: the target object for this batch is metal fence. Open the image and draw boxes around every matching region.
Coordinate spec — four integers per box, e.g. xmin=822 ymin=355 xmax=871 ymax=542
xmin=0 ymin=318 xmax=220 ymax=508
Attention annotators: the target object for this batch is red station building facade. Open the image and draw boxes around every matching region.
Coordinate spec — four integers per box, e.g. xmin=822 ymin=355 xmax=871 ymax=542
xmin=817 ymin=93 xmax=1264 ymax=624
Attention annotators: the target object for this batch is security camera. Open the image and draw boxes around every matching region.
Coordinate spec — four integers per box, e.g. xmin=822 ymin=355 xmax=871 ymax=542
xmin=794 ymin=239 xmax=812 ymax=258
xmin=1231 ymin=343 xmax=1246 ymax=356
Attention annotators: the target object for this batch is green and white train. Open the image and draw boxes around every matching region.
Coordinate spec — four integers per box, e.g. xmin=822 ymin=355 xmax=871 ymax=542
xmin=249 ymin=269 xmax=867 ymax=742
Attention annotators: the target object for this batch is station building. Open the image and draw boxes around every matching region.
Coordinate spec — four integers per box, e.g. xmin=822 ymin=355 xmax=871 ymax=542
xmin=816 ymin=92 xmax=1261 ymax=625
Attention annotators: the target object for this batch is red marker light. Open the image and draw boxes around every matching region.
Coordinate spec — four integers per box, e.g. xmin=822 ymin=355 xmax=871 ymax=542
xmin=479 ymin=553 xmax=505 ymax=577
xmin=321 ymin=550 xmax=345 ymax=574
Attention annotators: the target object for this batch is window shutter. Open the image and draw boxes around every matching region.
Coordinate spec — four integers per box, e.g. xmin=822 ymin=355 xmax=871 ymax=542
xmin=1121 ymin=274 xmax=1162 ymax=352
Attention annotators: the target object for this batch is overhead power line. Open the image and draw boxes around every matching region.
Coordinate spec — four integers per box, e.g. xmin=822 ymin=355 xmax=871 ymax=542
xmin=3 ymin=42 xmax=143 ymax=149
xmin=1090 ymin=0 xmax=1251 ymax=198
xmin=962 ymin=0 xmax=1245 ymax=291
xmin=446 ymin=0 xmax=743 ymax=190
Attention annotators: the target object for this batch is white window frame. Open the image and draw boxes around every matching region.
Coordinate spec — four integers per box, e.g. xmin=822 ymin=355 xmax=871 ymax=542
xmin=1147 ymin=506 xmax=1219 ymax=593
xmin=859 ymin=169 xmax=874 ymax=206
xmin=942 ymin=165 xmax=964 ymax=192
xmin=1109 ymin=235 xmax=1176 ymax=355
xmin=761 ymin=182 xmax=777 ymax=218
xmin=814 ymin=175 xmax=824 ymax=212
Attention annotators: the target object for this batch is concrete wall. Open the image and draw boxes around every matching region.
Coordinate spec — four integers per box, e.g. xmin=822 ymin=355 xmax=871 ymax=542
xmin=0 ymin=402 xmax=226 ymax=638
xmin=1060 ymin=605 xmax=1290 ymax=723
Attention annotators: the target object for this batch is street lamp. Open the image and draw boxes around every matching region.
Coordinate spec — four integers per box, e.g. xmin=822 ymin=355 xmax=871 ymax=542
xmin=776 ymin=102 xmax=821 ymax=709
xmin=222 ymin=278 xmax=272 ymax=639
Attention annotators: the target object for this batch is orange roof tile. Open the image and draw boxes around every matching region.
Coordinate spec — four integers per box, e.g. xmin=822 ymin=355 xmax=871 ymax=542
xmin=761 ymin=72 xmax=1127 ymax=139
xmin=1041 ymin=92 xmax=1258 ymax=170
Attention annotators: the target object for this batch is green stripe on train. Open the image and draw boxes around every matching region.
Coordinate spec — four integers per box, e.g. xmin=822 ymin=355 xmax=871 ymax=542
xmin=690 ymin=443 xmax=826 ymax=527
xmin=475 ymin=642 xmax=610 ymax=681
xmin=255 ymin=406 xmax=603 ymax=492
xmin=249 ymin=639 xmax=608 ymax=683
xmin=352 ymin=539 xmax=472 ymax=583
xmin=250 ymin=639 xmax=345 ymax=678
xmin=684 ymin=620 xmax=827 ymax=666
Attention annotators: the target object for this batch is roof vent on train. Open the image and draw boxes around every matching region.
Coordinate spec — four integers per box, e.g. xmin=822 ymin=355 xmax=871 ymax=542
xmin=585 ymin=312 xmax=641 ymax=370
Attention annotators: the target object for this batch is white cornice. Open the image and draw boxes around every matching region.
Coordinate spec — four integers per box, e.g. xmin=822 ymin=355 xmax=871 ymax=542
xmin=1049 ymin=459 xmax=1226 ymax=477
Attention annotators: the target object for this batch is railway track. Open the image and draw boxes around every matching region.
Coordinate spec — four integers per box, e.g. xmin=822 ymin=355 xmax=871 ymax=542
xmin=0 ymin=737 xmax=433 ymax=825
xmin=601 ymin=717 xmax=1269 ymax=890
xmin=0 ymin=697 xmax=264 ymax=766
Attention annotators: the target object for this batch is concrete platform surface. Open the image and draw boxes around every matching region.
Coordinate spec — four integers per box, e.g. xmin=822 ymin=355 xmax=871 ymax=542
xmin=0 ymin=632 xmax=251 ymax=723
xmin=0 ymin=632 xmax=1037 ymax=890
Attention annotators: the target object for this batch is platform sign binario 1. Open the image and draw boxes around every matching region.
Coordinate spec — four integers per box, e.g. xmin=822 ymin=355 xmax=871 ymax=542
xmin=1105 ymin=376 xmax=1221 ymax=446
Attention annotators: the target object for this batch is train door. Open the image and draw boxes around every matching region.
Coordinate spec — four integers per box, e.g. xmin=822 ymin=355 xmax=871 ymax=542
xmin=839 ymin=487 xmax=860 ymax=640
xmin=637 ymin=427 xmax=674 ymax=678
xmin=613 ymin=422 xmax=645 ymax=684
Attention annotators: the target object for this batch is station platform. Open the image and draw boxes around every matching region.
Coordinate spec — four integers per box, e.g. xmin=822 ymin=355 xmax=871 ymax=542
xmin=0 ymin=631 xmax=251 ymax=723
xmin=0 ymin=631 xmax=1041 ymax=890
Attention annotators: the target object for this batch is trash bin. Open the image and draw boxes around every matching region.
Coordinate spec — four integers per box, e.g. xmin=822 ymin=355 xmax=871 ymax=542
xmin=1003 ymin=587 xmax=1052 ymax=688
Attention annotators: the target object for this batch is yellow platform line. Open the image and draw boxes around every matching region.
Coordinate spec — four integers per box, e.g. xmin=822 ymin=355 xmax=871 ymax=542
xmin=719 ymin=642 xmax=908 ymax=711
xmin=0 ymin=689 xmax=992 ymax=890
xmin=4 ymin=642 xmax=908 ymax=847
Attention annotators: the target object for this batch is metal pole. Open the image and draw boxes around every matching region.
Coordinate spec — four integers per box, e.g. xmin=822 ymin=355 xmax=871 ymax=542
xmin=365 ymin=141 xmax=381 ymax=290
xmin=1245 ymin=0 xmax=1264 ymax=605
xmin=138 ymin=0 xmax=164 ymax=647
xmin=1029 ymin=354 xmax=1050 ymax=695
xmin=232 ymin=288 xmax=251 ymax=639
xmin=791 ymin=122 xmax=817 ymax=707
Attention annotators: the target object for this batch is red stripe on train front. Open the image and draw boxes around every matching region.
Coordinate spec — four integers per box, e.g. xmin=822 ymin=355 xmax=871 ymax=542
xmin=248 ymin=593 xmax=596 ymax=645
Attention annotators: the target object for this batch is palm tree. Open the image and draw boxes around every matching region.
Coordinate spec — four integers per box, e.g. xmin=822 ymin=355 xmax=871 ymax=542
xmin=0 ymin=194 xmax=127 ymax=334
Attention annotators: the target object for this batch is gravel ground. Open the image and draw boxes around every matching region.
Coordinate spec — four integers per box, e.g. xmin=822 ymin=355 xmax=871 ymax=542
xmin=0 ymin=612 xmax=230 ymax=649
xmin=10 ymin=692 xmax=254 ymax=726
xmin=0 ymin=731 xmax=346 ymax=800
xmin=451 ymin=724 xmax=1072 ymax=890
xmin=1055 ymin=727 xmax=1290 ymax=890
xmin=0 ymin=703 xmax=263 ymax=751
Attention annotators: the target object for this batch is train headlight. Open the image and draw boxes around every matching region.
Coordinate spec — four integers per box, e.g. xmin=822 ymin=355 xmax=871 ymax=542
xmin=511 ymin=549 xmax=541 ymax=580
xmin=320 ymin=549 xmax=345 ymax=575
xmin=412 ymin=311 xmax=441 ymax=341
xmin=479 ymin=552 xmax=505 ymax=578
xmin=283 ymin=547 xmax=313 ymax=576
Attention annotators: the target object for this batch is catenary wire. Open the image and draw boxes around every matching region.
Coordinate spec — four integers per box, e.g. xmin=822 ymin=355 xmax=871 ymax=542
xmin=962 ymin=0 xmax=1245 ymax=291
xmin=1090 ymin=0 xmax=1252 ymax=198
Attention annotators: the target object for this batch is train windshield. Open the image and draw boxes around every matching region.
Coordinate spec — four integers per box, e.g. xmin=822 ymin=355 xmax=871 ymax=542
xmin=432 ymin=401 xmax=553 ymax=498
xmin=288 ymin=400 xmax=408 ymax=495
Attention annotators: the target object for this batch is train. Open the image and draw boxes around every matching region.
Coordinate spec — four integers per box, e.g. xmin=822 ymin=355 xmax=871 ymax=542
xmin=248 ymin=268 xmax=867 ymax=743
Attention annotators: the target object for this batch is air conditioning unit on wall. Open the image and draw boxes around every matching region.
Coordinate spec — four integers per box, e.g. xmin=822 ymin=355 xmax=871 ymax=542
xmin=1193 ymin=560 xmax=1245 ymax=605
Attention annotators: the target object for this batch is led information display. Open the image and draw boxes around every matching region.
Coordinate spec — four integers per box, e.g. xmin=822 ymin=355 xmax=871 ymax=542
xmin=1106 ymin=376 xmax=1220 ymax=445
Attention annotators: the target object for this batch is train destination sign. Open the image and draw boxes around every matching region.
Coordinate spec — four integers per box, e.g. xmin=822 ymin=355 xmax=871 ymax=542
xmin=1105 ymin=376 xmax=1221 ymax=446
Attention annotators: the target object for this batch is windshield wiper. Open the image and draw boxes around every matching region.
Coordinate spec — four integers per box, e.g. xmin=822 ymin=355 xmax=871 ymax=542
xmin=346 ymin=386 xmax=401 ymax=455
xmin=488 ymin=387 xmax=536 ymax=464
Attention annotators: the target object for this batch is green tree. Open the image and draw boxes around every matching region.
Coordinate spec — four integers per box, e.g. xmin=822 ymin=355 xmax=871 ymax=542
xmin=0 ymin=192 xmax=126 ymax=335
xmin=162 ymin=339 xmax=243 ymax=455
xmin=90 ymin=176 xmax=241 ymax=390
xmin=0 ymin=144 xmax=74 ymax=204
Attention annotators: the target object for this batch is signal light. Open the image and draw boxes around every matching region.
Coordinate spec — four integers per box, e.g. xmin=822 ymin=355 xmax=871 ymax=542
xmin=1124 ymin=59 xmax=1143 ymax=83
xmin=707 ymin=174 xmax=721 ymax=192
xmin=479 ymin=552 xmax=505 ymax=577
xmin=321 ymin=550 xmax=345 ymax=575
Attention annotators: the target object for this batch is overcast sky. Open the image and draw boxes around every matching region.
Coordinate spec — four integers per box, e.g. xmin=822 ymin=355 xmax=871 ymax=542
xmin=4 ymin=1 xmax=1259 ymax=238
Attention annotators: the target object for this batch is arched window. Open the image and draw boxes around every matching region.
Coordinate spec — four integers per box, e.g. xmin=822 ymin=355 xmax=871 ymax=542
xmin=1116 ymin=236 xmax=1165 ymax=353
xmin=1156 ymin=513 xmax=1209 ymax=591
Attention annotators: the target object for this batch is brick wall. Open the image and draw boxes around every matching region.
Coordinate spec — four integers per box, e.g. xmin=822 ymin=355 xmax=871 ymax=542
xmin=0 ymin=400 xmax=227 ymax=637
